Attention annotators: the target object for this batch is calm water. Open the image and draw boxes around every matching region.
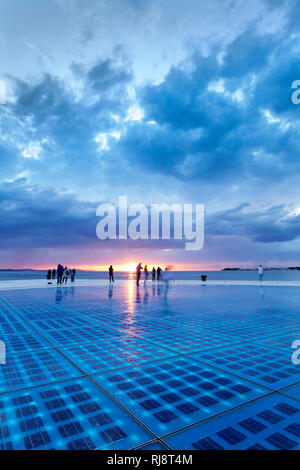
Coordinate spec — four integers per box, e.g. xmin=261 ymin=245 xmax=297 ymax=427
xmin=1 ymin=269 xmax=300 ymax=281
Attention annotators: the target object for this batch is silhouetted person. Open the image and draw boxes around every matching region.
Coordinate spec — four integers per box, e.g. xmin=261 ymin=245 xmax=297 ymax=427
xmin=70 ymin=268 xmax=76 ymax=282
xmin=109 ymin=265 xmax=114 ymax=283
xmin=152 ymin=267 xmax=156 ymax=282
xmin=52 ymin=268 xmax=56 ymax=280
xmin=47 ymin=269 xmax=51 ymax=281
xmin=57 ymin=264 xmax=64 ymax=284
xmin=62 ymin=266 xmax=69 ymax=284
xmin=144 ymin=265 xmax=149 ymax=284
xmin=136 ymin=263 xmax=142 ymax=286
xmin=157 ymin=266 xmax=161 ymax=281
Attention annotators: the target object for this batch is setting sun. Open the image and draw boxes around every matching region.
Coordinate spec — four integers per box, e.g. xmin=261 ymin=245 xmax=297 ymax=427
xmin=116 ymin=264 xmax=137 ymax=272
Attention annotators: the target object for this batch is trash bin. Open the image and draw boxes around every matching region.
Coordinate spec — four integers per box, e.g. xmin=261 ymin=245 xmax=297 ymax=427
xmin=201 ymin=275 xmax=207 ymax=282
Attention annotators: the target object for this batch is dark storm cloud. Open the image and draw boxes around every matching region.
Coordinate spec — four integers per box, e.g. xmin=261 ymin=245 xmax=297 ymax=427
xmin=0 ymin=179 xmax=97 ymax=248
xmin=207 ymin=204 xmax=300 ymax=243
xmin=1 ymin=179 xmax=299 ymax=253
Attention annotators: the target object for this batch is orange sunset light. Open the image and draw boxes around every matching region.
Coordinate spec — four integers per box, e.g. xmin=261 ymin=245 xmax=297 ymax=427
xmin=75 ymin=263 xmax=211 ymax=272
xmin=78 ymin=263 xmax=139 ymax=272
xmin=15 ymin=263 xmax=220 ymax=271
xmin=77 ymin=264 xmax=221 ymax=272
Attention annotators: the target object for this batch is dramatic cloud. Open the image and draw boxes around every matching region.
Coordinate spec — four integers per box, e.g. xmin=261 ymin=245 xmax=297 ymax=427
xmin=207 ymin=204 xmax=300 ymax=243
xmin=1 ymin=179 xmax=299 ymax=268
xmin=0 ymin=179 xmax=97 ymax=247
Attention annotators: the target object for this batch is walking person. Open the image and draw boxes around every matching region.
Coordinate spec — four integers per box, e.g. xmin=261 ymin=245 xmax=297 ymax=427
xmin=163 ymin=266 xmax=174 ymax=296
xmin=144 ymin=265 xmax=149 ymax=284
xmin=109 ymin=265 xmax=114 ymax=283
xmin=47 ymin=269 xmax=51 ymax=281
xmin=62 ymin=266 xmax=69 ymax=284
xmin=52 ymin=268 xmax=56 ymax=280
xmin=258 ymin=265 xmax=264 ymax=282
xmin=152 ymin=267 xmax=156 ymax=282
xmin=70 ymin=268 xmax=76 ymax=283
xmin=157 ymin=266 xmax=161 ymax=281
xmin=136 ymin=263 xmax=142 ymax=286
xmin=57 ymin=264 xmax=64 ymax=284
xmin=163 ymin=266 xmax=174 ymax=282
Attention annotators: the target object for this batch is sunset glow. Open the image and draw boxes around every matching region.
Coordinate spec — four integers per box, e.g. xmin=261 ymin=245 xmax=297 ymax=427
xmin=3 ymin=262 xmax=229 ymax=272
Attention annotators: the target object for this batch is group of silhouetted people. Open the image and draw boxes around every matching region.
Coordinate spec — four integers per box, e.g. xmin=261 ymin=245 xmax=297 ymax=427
xmin=107 ymin=264 xmax=170 ymax=285
xmin=136 ymin=263 xmax=170 ymax=286
xmin=47 ymin=265 xmax=76 ymax=284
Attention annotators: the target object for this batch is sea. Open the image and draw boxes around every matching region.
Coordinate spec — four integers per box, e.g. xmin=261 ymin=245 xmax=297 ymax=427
xmin=1 ymin=270 xmax=300 ymax=282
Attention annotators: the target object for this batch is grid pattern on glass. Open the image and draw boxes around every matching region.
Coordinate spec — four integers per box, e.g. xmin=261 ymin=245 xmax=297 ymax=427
xmin=2 ymin=332 xmax=49 ymax=354
xmin=0 ymin=378 xmax=152 ymax=450
xmin=253 ymin=332 xmax=300 ymax=351
xmin=0 ymin=348 xmax=82 ymax=393
xmin=59 ymin=338 xmax=175 ymax=375
xmin=93 ymin=357 xmax=268 ymax=435
xmin=0 ymin=284 xmax=299 ymax=450
xmin=0 ymin=304 xmax=32 ymax=335
xmin=190 ymin=343 xmax=300 ymax=389
xmin=127 ymin=329 xmax=230 ymax=353
xmin=41 ymin=326 xmax=123 ymax=348
xmin=165 ymin=394 xmax=300 ymax=450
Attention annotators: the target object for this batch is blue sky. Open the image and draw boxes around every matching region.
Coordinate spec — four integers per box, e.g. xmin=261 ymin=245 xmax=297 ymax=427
xmin=0 ymin=0 xmax=300 ymax=269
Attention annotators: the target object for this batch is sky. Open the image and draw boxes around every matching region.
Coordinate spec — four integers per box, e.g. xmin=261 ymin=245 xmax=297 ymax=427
xmin=0 ymin=0 xmax=300 ymax=270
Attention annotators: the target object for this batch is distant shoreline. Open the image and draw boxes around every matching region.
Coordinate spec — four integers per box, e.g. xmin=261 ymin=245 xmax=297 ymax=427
xmin=222 ymin=267 xmax=300 ymax=271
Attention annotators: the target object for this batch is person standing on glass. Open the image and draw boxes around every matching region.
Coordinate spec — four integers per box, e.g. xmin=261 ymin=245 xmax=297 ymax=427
xmin=62 ymin=266 xmax=69 ymax=284
xmin=258 ymin=265 xmax=264 ymax=282
xmin=57 ymin=264 xmax=64 ymax=284
xmin=71 ymin=268 xmax=76 ymax=282
xmin=136 ymin=263 xmax=142 ymax=286
xmin=109 ymin=265 xmax=114 ymax=283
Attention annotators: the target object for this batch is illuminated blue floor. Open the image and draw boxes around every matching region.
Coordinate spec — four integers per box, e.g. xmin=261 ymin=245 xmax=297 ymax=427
xmin=0 ymin=284 xmax=299 ymax=449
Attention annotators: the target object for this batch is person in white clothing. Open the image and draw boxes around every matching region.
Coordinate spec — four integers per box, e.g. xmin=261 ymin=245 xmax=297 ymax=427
xmin=258 ymin=265 xmax=264 ymax=282
xmin=163 ymin=267 xmax=174 ymax=282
